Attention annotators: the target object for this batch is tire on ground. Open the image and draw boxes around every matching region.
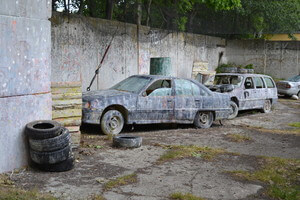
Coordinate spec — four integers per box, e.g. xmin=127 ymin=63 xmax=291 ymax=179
xmin=26 ymin=120 xmax=62 ymax=140
xmin=261 ymin=99 xmax=272 ymax=113
xmin=31 ymin=156 xmax=74 ymax=172
xmin=30 ymin=145 xmax=71 ymax=164
xmin=29 ymin=128 xmax=71 ymax=152
xmin=113 ymin=135 xmax=142 ymax=148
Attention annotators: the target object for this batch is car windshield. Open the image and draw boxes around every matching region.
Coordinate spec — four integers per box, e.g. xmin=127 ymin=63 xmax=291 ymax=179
xmin=287 ymin=75 xmax=300 ymax=82
xmin=111 ymin=76 xmax=151 ymax=93
xmin=214 ymin=75 xmax=243 ymax=86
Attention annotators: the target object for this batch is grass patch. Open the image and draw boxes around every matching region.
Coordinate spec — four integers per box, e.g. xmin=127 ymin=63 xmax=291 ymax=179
xmin=170 ymin=192 xmax=206 ymax=200
xmin=0 ymin=174 xmax=57 ymax=200
xmin=103 ymin=174 xmax=137 ymax=191
xmin=288 ymin=122 xmax=300 ymax=128
xmin=104 ymin=134 xmax=114 ymax=141
xmin=228 ymin=157 xmax=300 ymax=200
xmin=226 ymin=134 xmax=252 ymax=142
xmin=157 ymin=144 xmax=225 ymax=163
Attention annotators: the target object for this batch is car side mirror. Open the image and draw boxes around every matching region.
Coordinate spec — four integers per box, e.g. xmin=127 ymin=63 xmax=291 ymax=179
xmin=142 ymin=91 xmax=147 ymax=97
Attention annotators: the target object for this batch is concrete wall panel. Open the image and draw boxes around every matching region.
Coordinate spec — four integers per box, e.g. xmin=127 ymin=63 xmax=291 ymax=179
xmin=0 ymin=93 xmax=51 ymax=172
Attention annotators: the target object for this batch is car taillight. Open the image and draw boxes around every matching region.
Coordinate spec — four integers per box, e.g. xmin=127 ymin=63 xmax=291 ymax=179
xmin=285 ymin=84 xmax=291 ymax=89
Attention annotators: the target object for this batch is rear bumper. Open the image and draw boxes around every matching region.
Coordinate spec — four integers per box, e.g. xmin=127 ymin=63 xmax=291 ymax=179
xmin=215 ymin=108 xmax=231 ymax=120
xmin=277 ymin=88 xmax=298 ymax=96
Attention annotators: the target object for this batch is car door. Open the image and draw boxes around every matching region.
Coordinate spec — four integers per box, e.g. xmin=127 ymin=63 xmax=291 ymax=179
xmin=240 ymin=76 xmax=256 ymax=109
xmin=253 ymin=76 xmax=266 ymax=108
xmin=263 ymin=77 xmax=277 ymax=99
xmin=174 ymin=79 xmax=200 ymax=122
xmin=136 ymin=79 xmax=175 ymax=123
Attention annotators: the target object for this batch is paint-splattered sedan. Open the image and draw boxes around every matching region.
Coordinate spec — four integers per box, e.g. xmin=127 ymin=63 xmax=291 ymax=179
xmin=82 ymin=75 xmax=231 ymax=135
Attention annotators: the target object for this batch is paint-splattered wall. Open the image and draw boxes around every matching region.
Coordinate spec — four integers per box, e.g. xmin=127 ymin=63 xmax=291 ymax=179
xmin=0 ymin=0 xmax=52 ymax=173
xmin=226 ymin=40 xmax=300 ymax=79
xmin=51 ymin=12 xmax=226 ymax=90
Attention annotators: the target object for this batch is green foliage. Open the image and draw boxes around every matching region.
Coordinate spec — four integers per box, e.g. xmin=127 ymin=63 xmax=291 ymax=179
xmin=288 ymin=122 xmax=300 ymax=128
xmin=103 ymin=174 xmax=137 ymax=191
xmin=228 ymin=157 xmax=300 ymax=200
xmin=170 ymin=192 xmax=206 ymax=200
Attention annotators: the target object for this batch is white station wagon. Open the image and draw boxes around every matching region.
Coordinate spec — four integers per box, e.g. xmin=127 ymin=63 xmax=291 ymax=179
xmin=207 ymin=73 xmax=278 ymax=119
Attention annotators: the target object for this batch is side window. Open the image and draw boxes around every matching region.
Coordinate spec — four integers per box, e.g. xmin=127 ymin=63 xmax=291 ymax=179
xmin=244 ymin=77 xmax=254 ymax=89
xmin=264 ymin=77 xmax=275 ymax=88
xmin=175 ymin=79 xmax=193 ymax=96
xmin=254 ymin=77 xmax=265 ymax=89
xmin=146 ymin=79 xmax=172 ymax=96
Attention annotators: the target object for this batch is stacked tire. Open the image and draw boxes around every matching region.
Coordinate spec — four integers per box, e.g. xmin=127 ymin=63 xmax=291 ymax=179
xmin=26 ymin=120 xmax=74 ymax=172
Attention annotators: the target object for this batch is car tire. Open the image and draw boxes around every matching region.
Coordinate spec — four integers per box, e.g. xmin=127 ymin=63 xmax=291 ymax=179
xmin=113 ymin=135 xmax=142 ymax=148
xmin=194 ymin=111 xmax=214 ymax=129
xmin=26 ymin=120 xmax=62 ymax=140
xmin=297 ymin=91 xmax=300 ymax=99
xmin=228 ymin=101 xmax=238 ymax=119
xmin=30 ymin=145 xmax=71 ymax=165
xmin=262 ymin=99 xmax=272 ymax=113
xmin=31 ymin=156 xmax=74 ymax=172
xmin=101 ymin=110 xmax=124 ymax=135
xmin=29 ymin=128 xmax=71 ymax=152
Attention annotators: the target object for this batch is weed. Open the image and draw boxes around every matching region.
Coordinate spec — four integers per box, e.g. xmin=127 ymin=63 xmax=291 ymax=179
xmin=170 ymin=192 xmax=206 ymax=200
xmin=103 ymin=174 xmax=137 ymax=191
xmin=158 ymin=144 xmax=225 ymax=163
xmin=288 ymin=122 xmax=300 ymax=128
xmin=228 ymin=157 xmax=300 ymax=200
xmin=104 ymin=134 xmax=114 ymax=141
xmin=227 ymin=134 xmax=252 ymax=142
xmin=0 ymin=188 xmax=57 ymax=200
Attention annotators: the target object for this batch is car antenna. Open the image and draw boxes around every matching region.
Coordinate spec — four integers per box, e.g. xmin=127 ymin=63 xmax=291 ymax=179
xmin=86 ymin=24 xmax=119 ymax=91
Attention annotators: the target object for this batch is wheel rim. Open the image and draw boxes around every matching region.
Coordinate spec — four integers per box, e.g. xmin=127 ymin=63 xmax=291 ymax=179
xmin=108 ymin=116 xmax=121 ymax=131
xmin=199 ymin=113 xmax=209 ymax=124
xmin=264 ymin=101 xmax=271 ymax=111
xmin=230 ymin=104 xmax=235 ymax=115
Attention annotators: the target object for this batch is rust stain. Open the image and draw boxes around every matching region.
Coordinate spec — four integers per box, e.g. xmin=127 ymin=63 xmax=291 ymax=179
xmin=0 ymin=91 xmax=51 ymax=99
xmin=11 ymin=20 xmax=17 ymax=32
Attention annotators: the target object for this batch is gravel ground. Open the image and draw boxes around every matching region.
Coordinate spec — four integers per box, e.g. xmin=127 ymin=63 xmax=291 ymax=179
xmin=7 ymin=98 xmax=300 ymax=200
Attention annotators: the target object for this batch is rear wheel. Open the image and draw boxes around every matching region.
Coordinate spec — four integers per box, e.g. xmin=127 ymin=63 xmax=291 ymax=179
xmin=297 ymin=91 xmax=300 ymax=99
xmin=262 ymin=100 xmax=272 ymax=113
xmin=228 ymin=101 xmax=238 ymax=119
xmin=101 ymin=110 xmax=124 ymax=135
xmin=194 ymin=111 xmax=213 ymax=129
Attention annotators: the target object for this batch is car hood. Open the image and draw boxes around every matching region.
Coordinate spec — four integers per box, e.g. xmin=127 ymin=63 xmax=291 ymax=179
xmin=83 ymin=89 xmax=133 ymax=101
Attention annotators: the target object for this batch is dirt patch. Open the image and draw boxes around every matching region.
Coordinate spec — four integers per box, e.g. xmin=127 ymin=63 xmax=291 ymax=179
xmin=2 ymin=99 xmax=300 ymax=200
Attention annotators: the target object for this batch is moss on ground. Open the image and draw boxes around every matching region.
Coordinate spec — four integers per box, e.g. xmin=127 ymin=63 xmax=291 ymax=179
xmin=226 ymin=134 xmax=252 ymax=142
xmin=228 ymin=157 xmax=300 ymax=200
xmin=170 ymin=192 xmax=206 ymax=200
xmin=157 ymin=144 xmax=225 ymax=163
xmin=103 ymin=174 xmax=137 ymax=191
xmin=288 ymin=122 xmax=300 ymax=128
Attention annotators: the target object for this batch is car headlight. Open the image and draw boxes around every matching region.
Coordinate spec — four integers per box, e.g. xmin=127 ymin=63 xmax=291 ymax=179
xmin=83 ymin=101 xmax=91 ymax=109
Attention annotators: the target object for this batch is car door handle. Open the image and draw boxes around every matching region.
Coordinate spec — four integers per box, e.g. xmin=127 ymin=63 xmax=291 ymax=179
xmin=244 ymin=91 xmax=249 ymax=98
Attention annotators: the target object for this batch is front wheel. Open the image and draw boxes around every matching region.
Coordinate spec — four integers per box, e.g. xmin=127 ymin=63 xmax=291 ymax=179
xmin=194 ymin=111 xmax=214 ymax=129
xmin=262 ymin=100 xmax=272 ymax=113
xmin=101 ymin=110 xmax=124 ymax=135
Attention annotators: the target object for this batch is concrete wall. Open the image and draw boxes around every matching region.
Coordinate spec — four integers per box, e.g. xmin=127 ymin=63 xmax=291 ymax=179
xmin=226 ymin=40 xmax=300 ymax=79
xmin=0 ymin=0 xmax=52 ymax=173
xmin=51 ymin=13 xmax=226 ymax=90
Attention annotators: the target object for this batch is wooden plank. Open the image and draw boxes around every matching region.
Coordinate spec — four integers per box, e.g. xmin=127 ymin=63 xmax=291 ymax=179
xmin=54 ymin=117 xmax=82 ymax=126
xmin=66 ymin=126 xmax=80 ymax=132
xmin=51 ymin=87 xmax=82 ymax=94
xmin=52 ymin=93 xmax=82 ymax=100
xmin=51 ymin=81 xmax=82 ymax=88
xmin=52 ymin=109 xmax=82 ymax=119
xmin=53 ymin=99 xmax=82 ymax=106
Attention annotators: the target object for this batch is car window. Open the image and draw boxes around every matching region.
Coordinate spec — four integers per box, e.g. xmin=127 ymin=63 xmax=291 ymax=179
xmin=287 ymin=75 xmax=300 ymax=82
xmin=146 ymin=79 xmax=172 ymax=96
xmin=244 ymin=77 xmax=254 ymax=89
xmin=175 ymin=79 xmax=207 ymax=96
xmin=214 ymin=75 xmax=243 ymax=86
xmin=254 ymin=77 xmax=265 ymax=89
xmin=264 ymin=77 xmax=275 ymax=88
xmin=111 ymin=76 xmax=151 ymax=93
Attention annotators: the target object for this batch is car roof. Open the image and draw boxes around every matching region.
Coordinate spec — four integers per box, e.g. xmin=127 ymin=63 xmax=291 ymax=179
xmin=216 ymin=73 xmax=273 ymax=78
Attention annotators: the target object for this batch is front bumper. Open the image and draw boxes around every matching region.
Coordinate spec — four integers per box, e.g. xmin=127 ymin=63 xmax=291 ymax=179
xmin=82 ymin=108 xmax=103 ymax=124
